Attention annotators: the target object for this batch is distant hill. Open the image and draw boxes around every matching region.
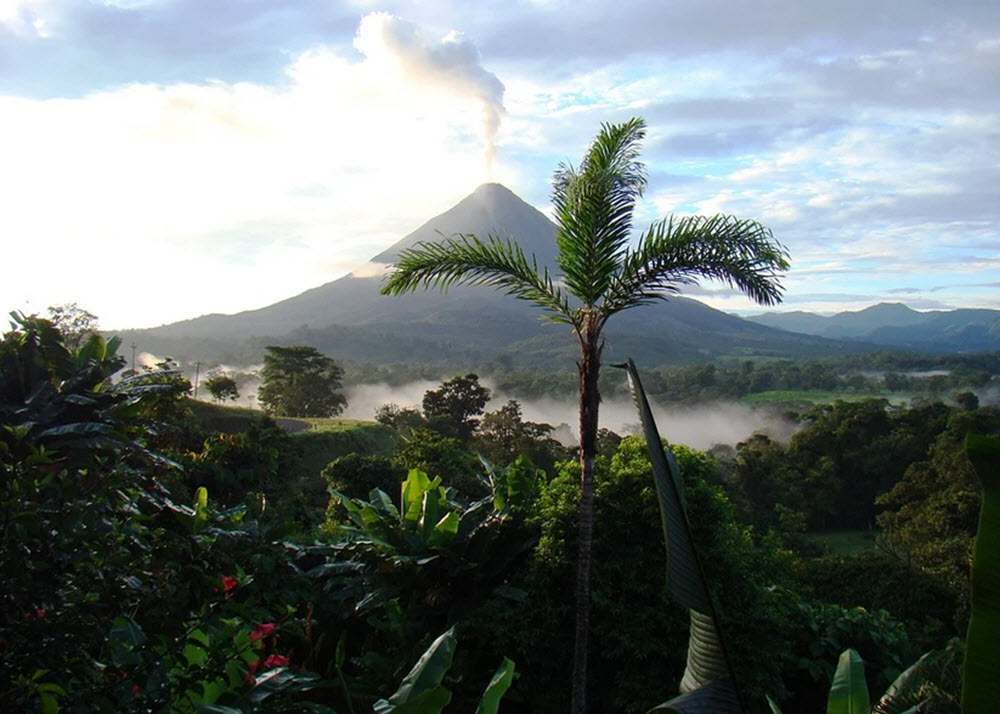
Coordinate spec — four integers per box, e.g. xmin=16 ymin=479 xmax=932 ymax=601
xmin=118 ymin=184 xmax=871 ymax=369
xmin=747 ymin=302 xmax=1000 ymax=352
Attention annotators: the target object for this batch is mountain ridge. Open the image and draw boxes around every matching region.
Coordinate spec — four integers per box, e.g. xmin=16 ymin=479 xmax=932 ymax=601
xmin=747 ymin=302 xmax=1000 ymax=351
xmin=118 ymin=183 xmax=880 ymax=367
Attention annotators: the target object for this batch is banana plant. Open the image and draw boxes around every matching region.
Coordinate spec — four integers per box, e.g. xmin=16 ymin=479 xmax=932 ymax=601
xmin=767 ymin=648 xmax=937 ymax=714
xmin=330 ymin=469 xmax=463 ymax=552
xmin=617 ymin=359 xmax=743 ymax=714
xmin=374 ymin=628 xmax=514 ymax=714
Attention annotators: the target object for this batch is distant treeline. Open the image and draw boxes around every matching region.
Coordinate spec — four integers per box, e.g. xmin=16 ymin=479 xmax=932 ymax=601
xmin=338 ymin=350 xmax=1000 ymax=404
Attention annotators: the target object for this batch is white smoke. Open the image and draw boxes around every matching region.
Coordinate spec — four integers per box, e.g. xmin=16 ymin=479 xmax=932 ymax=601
xmin=354 ymin=12 xmax=506 ymax=177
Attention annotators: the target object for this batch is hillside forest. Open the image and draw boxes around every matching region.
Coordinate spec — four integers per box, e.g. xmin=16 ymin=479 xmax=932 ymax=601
xmin=3 ymin=309 xmax=998 ymax=714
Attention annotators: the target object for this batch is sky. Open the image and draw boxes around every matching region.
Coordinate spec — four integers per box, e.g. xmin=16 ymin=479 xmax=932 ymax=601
xmin=1 ymin=0 xmax=999 ymax=330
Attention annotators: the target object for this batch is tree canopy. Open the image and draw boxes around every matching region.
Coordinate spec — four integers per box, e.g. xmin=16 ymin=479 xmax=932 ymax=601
xmin=257 ymin=345 xmax=347 ymax=418
xmin=204 ymin=372 xmax=240 ymax=403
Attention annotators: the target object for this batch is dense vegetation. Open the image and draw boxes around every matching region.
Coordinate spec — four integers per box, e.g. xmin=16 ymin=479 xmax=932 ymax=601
xmin=1 ymin=313 xmax=991 ymax=712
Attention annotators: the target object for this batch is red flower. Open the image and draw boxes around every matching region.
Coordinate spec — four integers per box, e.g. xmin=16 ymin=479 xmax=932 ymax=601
xmin=249 ymin=622 xmax=275 ymax=643
xmin=263 ymin=654 xmax=289 ymax=669
xmin=216 ymin=576 xmax=238 ymax=599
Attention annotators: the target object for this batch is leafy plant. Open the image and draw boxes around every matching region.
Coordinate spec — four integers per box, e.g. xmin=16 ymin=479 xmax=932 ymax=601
xmin=768 ymin=646 xmax=953 ymax=714
xmin=374 ymin=628 xmax=514 ymax=714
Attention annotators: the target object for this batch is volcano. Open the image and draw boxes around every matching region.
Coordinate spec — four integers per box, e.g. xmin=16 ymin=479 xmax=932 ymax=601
xmin=122 ymin=184 xmax=859 ymax=367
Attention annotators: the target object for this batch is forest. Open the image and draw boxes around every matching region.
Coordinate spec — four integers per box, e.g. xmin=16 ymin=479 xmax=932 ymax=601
xmin=2 ymin=311 xmax=998 ymax=714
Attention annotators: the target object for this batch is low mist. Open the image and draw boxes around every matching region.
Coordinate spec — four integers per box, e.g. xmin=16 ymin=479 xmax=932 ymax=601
xmin=342 ymin=380 xmax=798 ymax=450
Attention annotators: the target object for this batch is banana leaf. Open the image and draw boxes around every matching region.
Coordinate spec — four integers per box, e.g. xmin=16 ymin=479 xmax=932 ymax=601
xmin=962 ymin=434 xmax=1000 ymax=714
xmin=374 ymin=628 xmax=456 ymax=714
xmin=619 ymin=359 xmax=742 ymax=714
xmin=827 ymin=649 xmax=869 ymax=714
xmin=475 ymin=657 xmax=515 ymax=714
xmin=874 ymin=650 xmax=934 ymax=714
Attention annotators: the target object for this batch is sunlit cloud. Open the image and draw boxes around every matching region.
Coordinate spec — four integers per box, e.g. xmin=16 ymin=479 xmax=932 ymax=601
xmin=0 ymin=12 xmax=505 ymax=327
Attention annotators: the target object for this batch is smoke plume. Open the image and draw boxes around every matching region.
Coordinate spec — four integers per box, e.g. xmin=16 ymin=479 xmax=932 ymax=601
xmin=354 ymin=13 xmax=506 ymax=176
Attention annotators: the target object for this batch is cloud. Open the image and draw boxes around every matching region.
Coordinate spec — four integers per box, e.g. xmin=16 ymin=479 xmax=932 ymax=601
xmin=0 ymin=13 xmax=506 ymax=328
xmin=0 ymin=0 xmax=50 ymax=35
xmin=354 ymin=12 xmax=505 ymax=175
xmin=3 ymin=1 xmax=1000 ymax=322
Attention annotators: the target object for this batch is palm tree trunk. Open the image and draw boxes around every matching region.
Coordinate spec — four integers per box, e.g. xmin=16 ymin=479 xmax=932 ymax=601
xmin=571 ymin=317 xmax=602 ymax=714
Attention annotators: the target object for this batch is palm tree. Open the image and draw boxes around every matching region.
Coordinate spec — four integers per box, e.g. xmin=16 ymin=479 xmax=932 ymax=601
xmin=380 ymin=117 xmax=789 ymax=714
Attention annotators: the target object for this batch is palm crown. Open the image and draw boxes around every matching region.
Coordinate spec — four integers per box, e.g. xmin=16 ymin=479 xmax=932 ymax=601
xmin=381 ymin=116 xmax=789 ymax=714
xmin=381 ymin=117 xmax=788 ymax=340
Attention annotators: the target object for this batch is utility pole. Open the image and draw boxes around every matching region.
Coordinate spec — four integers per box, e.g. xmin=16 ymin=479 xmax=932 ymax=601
xmin=193 ymin=361 xmax=201 ymax=399
xmin=130 ymin=343 xmax=137 ymax=373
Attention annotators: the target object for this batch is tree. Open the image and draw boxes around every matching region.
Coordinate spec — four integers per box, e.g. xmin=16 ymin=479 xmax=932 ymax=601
xmin=204 ymin=373 xmax=240 ymax=403
xmin=257 ymin=345 xmax=347 ymax=418
xmin=422 ymin=373 xmax=491 ymax=440
xmin=46 ymin=302 xmax=99 ymax=351
xmin=381 ymin=117 xmax=788 ymax=713
xmin=475 ymin=399 xmax=565 ymax=472
xmin=374 ymin=403 xmax=426 ymax=434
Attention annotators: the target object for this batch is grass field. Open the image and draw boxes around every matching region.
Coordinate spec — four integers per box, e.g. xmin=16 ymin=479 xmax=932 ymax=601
xmin=188 ymin=400 xmax=397 ymax=477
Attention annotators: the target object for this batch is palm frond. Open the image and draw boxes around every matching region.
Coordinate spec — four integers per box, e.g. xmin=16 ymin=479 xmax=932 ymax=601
xmin=380 ymin=234 xmax=577 ymax=328
xmin=552 ymin=117 xmax=647 ymax=305
xmin=601 ymin=214 xmax=789 ymax=318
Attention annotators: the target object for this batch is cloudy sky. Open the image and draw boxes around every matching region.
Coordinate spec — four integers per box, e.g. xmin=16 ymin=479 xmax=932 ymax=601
xmin=2 ymin=0 xmax=998 ymax=329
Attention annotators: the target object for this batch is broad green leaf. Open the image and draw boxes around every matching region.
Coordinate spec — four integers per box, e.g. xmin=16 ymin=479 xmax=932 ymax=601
xmin=475 ymin=658 xmax=515 ymax=714
xmin=421 ymin=489 xmax=442 ymax=542
xmin=183 ymin=643 xmax=208 ymax=667
xmin=379 ymin=628 xmax=456 ymax=709
xmin=620 ymin=360 xmax=707 ymax=611
xmin=875 ymin=651 xmax=933 ymax=714
xmin=429 ymin=511 xmax=460 ymax=546
xmin=39 ymin=693 xmax=58 ymax=714
xmin=620 ymin=359 xmax=737 ymax=701
xmin=402 ymin=470 xmax=434 ymax=523
xmin=827 ymin=649 xmax=870 ymax=714
xmin=963 ymin=434 xmax=1000 ymax=714
xmin=375 ymin=687 xmax=452 ymax=714
xmin=371 ymin=488 xmax=400 ymax=517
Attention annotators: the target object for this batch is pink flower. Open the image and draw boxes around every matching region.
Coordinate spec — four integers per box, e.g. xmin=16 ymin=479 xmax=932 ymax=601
xmin=249 ymin=623 xmax=275 ymax=643
xmin=263 ymin=654 xmax=289 ymax=669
